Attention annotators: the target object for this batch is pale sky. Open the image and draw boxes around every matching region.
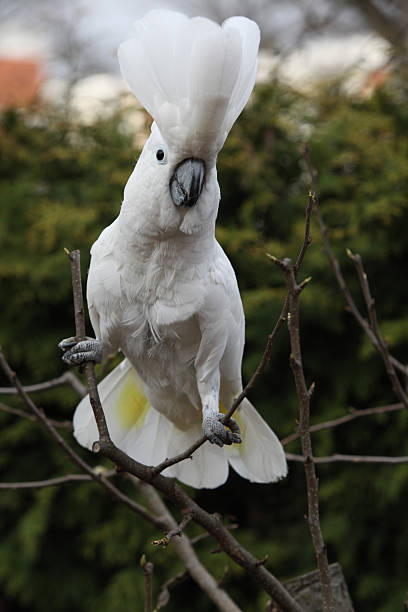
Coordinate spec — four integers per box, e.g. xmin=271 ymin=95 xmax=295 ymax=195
xmin=0 ymin=0 xmax=390 ymax=96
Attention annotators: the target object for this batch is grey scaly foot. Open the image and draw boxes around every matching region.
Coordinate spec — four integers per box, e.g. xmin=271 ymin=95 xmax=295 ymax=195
xmin=202 ymin=411 xmax=242 ymax=447
xmin=59 ymin=336 xmax=103 ymax=366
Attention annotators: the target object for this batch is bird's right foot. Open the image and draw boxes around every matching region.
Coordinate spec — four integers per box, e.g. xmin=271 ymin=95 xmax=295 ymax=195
xmin=58 ymin=337 xmax=103 ymax=366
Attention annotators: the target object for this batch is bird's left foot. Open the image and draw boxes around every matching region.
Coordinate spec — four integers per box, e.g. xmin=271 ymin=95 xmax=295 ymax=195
xmin=202 ymin=412 xmax=242 ymax=447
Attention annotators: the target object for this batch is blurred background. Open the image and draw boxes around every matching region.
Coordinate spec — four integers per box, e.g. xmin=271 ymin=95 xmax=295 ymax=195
xmin=1 ymin=1 xmax=408 ymax=611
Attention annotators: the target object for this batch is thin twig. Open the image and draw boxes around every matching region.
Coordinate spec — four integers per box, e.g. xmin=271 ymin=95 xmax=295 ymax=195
xmin=96 ymin=353 xmax=118 ymax=382
xmin=0 ymin=400 xmax=72 ymax=429
xmin=301 ymin=145 xmax=408 ymax=379
xmin=135 ymin=478 xmax=243 ymax=612
xmin=281 ymin=402 xmax=404 ymax=446
xmin=189 ymin=523 xmax=239 ymax=547
xmin=66 ymin=249 xmax=111 ymax=443
xmin=0 ymin=471 xmax=115 ymax=490
xmin=0 ymin=350 xmax=163 ymax=529
xmin=140 ymin=555 xmax=154 ymax=612
xmin=155 ymin=569 xmax=187 ymax=610
xmin=286 ymin=452 xmax=408 ymax=465
xmin=348 ymin=250 xmax=408 ymax=408
xmin=0 ymin=370 xmax=87 ymax=397
xmin=294 ymin=190 xmax=314 ymax=274
xmin=273 ymin=255 xmax=334 ymax=612
xmin=152 ymin=513 xmax=192 ymax=548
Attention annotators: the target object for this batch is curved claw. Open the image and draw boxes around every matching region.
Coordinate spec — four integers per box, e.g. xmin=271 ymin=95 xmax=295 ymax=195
xmin=220 ymin=415 xmax=242 ymax=444
xmin=59 ymin=336 xmax=103 ymax=366
xmin=202 ymin=412 xmax=242 ymax=447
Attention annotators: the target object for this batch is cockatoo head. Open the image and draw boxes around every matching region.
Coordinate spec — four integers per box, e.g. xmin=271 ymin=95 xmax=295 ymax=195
xmin=118 ymin=10 xmax=260 ymax=235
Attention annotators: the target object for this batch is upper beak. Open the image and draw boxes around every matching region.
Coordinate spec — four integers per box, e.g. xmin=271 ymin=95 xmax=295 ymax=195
xmin=170 ymin=157 xmax=206 ymax=208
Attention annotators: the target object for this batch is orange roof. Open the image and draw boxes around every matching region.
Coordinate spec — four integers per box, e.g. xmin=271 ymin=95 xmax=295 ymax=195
xmin=0 ymin=58 xmax=43 ymax=109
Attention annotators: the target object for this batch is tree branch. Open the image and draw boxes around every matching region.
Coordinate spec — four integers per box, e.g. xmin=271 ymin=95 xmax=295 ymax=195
xmin=152 ymin=512 xmax=192 ymax=548
xmin=140 ymin=555 xmax=154 ymax=612
xmin=155 ymin=569 xmax=187 ymax=610
xmin=0 ymin=472 xmax=115 ymax=490
xmin=349 ymin=0 xmax=408 ymax=53
xmin=272 ymin=255 xmax=334 ymax=612
xmin=286 ymin=453 xmax=408 ymax=465
xmin=0 ymin=399 xmax=72 ymax=429
xmin=66 ymin=248 xmax=111 ymax=443
xmin=281 ymin=402 xmax=404 ymax=446
xmin=64 ymin=250 xmax=303 ymax=612
xmin=347 ymin=249 xmax=408 ymax=408
xmin=0 ymin=370 xmax=86 ymax=397
xmin=301 ymin=145 xmax=408 ymax=380
xmin=136 ymin=479 xmax=243 ymax=612
xmin=0 ymin=350 xmax=165 ymax=529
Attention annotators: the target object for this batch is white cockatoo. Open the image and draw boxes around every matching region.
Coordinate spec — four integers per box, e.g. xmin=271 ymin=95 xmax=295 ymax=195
xmin=60 ymin=10 xmax=287 ymax=489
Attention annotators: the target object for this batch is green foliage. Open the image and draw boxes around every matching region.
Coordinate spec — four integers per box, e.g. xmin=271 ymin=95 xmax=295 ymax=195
xmin=0 ymin=106 xmax=133 ymax=381
xmin=2 ymin=74 xmax=408 ymax=611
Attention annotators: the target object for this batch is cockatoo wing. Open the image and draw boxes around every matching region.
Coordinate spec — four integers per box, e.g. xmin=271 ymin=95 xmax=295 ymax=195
xmin=118 ymin=10 xmax=260 ymax=157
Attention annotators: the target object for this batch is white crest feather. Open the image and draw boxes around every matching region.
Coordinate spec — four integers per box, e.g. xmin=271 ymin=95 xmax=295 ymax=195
xmin=118 ymin=10 xmax=260 ymax=157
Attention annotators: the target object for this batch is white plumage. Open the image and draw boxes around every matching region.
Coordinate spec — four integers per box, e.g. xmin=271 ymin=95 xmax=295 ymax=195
xmin=67 ymin=9 xmax=287 ymax=489
xmin=118 ymin=11 xmax=259 ymax=158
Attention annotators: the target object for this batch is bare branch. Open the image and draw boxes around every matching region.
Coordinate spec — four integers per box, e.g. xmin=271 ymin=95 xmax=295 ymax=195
xmin=301 ymin=146 xmax=408 ymax=379
xmin=281 ymin=402 xmax=404 ymax=446
xmin=273 ymin=255 xmax=334 ymax=612
xmin=66 ymin=248 xmax=111 ymax=443
xmin=189 ymin=523 xmax=239 ymax=547
xmin=0 ymin=471 xmax=115 ymax=490
xmin=136 ymin=479 xmax=243 ymax=612
xmin=0 ymin=400 xmax=35 ymax=421
xmin=347 ymin=249 xmax=408 ymax=408
xmin=153 ymin=435 xmax=207 ymax=474
xmin=140 ymin=555 xmax=154 ymax=612
xmin=0 ymin=399 xmax=73 ymax=429
xmin=155 ymin=569 xmax=187 ymax=610
xmin=294 ymin=190 xmax=314 ymax=274
xmin=0 ymin=350 xmax=164 ymax=529
xmin=96 ymin=352 xmax=119 ymax=382
xmin=286 ymin=453 xmax=408 ymax=465
xmin=350 ymin=0 xmax=408 ymax=54
xmin=152 ymin=513 xmax=192 ymax=549
xmin=0 ymin=370 xmax=86 ymax=397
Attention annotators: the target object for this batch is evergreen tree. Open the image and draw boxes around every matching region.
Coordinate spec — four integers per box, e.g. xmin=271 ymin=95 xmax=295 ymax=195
xmin=1 ymin=75 xmax=408 ymax=610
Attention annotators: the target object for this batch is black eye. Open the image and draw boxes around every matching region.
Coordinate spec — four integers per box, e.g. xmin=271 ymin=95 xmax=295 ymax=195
xmin=155 ymin=146 xmax=168 ymax=165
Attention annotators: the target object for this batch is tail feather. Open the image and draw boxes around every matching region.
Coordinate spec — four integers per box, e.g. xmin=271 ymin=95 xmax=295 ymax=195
xmin=73 ymin=358 xmax=147 ymax=450
xmin=227 ymin=398 xmax=288 ymax=483
xmin=119 ymin=409 xmax=228 ymax=489
xmin=165 ymin=424 xmax=228 ymax=488
xmin=72 ymin=359 xmax=286 ymax=488
xmin=73 ymin=359 xmax=229 ymax=488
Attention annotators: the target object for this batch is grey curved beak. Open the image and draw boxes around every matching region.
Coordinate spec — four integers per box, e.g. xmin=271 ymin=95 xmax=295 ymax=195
xmin=170 ymin=157 xmax=206 ymax=208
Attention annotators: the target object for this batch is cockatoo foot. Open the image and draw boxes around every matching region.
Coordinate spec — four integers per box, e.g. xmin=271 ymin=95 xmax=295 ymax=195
xmin=202 ymin=412 xmax=242 ymax=447
xmin=59 ymin=337 xmax=103 ymax=365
